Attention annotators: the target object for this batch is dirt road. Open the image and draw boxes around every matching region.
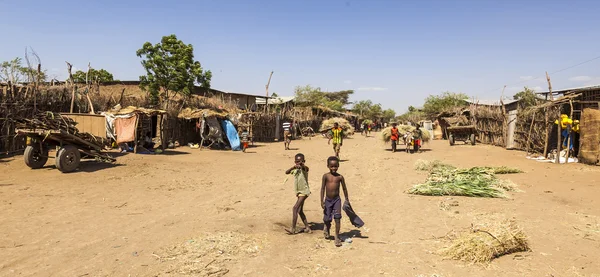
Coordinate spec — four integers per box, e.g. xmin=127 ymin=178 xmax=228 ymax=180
xmin=1 ymin=134 xmax=599 ymax=276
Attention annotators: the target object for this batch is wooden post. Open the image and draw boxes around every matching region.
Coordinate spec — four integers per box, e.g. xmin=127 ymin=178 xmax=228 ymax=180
xmin=565 ymin=100 xmax=574 ymax=163
xmin=275 ymin=114 xmax=280 ymax=141
xmin=265 ymin=71 xmax=273 ymax=113
xmin=85 ymin=63 xmax=95 ymax=114
xmin=500 ymin=85 xmax=508 ymax=147
xmin=133 ymin=114 xmax=140 ymax=154
xmin=525 ymin=113 xmax=535 ymax=155
xmin=556 ymin=113 xmax=562 ymax=164
xmin=543 ymin=72 xmax=554 ymax=158
xmin=66 ymin=62 xmax=76 ymax=113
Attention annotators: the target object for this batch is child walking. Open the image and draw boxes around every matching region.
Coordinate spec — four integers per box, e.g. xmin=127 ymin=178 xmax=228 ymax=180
xmin=285 ymin=153 xmax=312 ymax=234
xmin=240 ymin=128 xmax=249 ymax=152
xmin=321 ymin=156 xmax=350 ymax=247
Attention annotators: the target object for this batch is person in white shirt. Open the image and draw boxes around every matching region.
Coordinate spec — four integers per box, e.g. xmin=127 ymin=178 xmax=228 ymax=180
xmin=283 ymin=121 xmax=292 ymax=150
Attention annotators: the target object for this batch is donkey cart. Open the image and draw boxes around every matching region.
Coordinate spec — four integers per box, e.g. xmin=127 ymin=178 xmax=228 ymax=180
xmin=446 ymin=125 xmax=477 ymax=146
xmin=17 ymin=129 xmax=116 ymax=173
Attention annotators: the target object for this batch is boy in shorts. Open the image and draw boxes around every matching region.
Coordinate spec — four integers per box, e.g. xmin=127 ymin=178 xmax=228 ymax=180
xmin=321 ymin=156 xmax=350 ymax=247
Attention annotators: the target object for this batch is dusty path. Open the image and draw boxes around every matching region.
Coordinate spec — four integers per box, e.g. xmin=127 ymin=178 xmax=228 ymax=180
xmin=1 ymin=134 xmax=599 ymax=276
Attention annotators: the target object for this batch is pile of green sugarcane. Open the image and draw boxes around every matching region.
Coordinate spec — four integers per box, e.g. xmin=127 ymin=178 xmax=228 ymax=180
xmin=409 ymin=161 xmax=523 ymax=198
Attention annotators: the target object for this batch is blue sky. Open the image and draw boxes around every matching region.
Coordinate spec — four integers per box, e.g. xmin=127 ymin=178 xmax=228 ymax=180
xmin=2 ymin=0 xmax=600 ymax=113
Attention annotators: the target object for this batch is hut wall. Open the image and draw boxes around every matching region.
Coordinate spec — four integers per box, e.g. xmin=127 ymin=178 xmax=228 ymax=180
xmin=579 ymin=108 xmax=600 ymax=165
xmin=471 ymin=105 xmax=505 ymax=147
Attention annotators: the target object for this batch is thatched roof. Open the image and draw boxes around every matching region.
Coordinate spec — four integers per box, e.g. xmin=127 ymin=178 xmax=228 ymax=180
xmin=107 ymin=105 xmax=166 ymax=116
xmin=177 ymin=108 xmax=229 ymax=119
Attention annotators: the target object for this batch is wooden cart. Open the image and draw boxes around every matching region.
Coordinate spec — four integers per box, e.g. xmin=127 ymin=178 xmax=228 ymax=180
xmin=16 ymin=128 xmax=116 ymax=173
xmin=446 ymin=125 xmax=477 ymax=146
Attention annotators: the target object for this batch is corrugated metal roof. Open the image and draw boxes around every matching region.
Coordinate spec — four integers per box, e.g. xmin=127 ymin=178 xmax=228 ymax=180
xmin=465 ymin=99 xmax=519 ymax=106
xmin=536 ymin=85 xmax=600 ymax=95
xmin=256 ymin=96 xmax=295 ymax=105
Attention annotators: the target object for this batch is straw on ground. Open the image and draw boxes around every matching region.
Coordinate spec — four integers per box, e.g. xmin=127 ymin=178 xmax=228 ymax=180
xmin=441 ymin=218 xmax=530 ymax=264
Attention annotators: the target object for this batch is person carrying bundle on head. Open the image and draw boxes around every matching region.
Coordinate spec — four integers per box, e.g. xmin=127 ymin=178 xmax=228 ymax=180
xmin=555 ymin=114 xmax=574 ymax=150
xmin=390 ymin=123 xmax=400 ymax=152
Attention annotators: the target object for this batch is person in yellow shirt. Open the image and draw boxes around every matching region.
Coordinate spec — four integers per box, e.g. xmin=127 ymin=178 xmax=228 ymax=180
xmin=328 ymin=123 xmax=344 ymax=158
xmin=555 ymin=114 xmax=574 ymax=150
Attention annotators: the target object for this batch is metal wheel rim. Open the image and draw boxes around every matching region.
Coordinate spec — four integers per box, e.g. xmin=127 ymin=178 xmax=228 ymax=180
xmin=65 ymin=151 xmax=76 ymax=165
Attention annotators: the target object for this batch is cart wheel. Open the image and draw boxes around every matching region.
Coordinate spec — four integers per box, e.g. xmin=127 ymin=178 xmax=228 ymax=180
xmin=470 ymin=133 xmax=476 ymax=145
xmin=449 ymin=134 xmax=455 ymax=146
xmin=55 ymin=145 xmax=81 ymax=173
xmin=24 ymin=145 xmax=48 ymax=169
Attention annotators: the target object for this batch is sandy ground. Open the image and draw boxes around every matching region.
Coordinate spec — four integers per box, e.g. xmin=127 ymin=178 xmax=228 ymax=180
xmin=1 ymin=134 xmax=600 ymax=277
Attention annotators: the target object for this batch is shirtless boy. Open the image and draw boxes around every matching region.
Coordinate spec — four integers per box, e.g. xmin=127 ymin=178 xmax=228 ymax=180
xmin=321 ymin=156 xmax=350 ymax=247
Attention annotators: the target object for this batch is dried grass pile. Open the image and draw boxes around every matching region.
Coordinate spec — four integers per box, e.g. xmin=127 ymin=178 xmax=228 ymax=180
xmin=409 ymin=160 xmax=522 ymax=198
xmin=319 ymin=117 xmax=354 ymax=136
xmin=154 ymin=232 xmax=265 ymax=276
xmin=441 ymin=218 xmax=530 ymax=264
xmin=380 ymin=125 xmax=431 ymax=143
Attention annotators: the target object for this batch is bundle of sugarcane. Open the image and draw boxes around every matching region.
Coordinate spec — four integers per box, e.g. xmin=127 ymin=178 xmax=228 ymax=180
xmin=409 ymin=161 xmax=523 ymax=198
xmin=15 ymin=112 xmax=79 ymax=134
xmin=319 ymin=117 xmax=354 ymax=136
xmin=380 ymin=125 xmax=431 ymax=143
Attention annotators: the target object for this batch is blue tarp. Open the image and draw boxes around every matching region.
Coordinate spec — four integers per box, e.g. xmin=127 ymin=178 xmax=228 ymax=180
xmin=221 ymin=119 xmax=241 ymax=151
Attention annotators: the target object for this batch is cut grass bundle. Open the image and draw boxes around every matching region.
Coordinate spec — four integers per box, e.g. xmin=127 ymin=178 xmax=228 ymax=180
xmin=320 ymin=117 xmax=354 ymax=136
xmin=409 ymin=161 xmax=522 ymax=198
xmin=441 ymin=218 xmax=530 ymax=264
xmin=380 ymin=125 xmax=431 ymax=143
xmin=414 ymin=159 xmax=455 ymax=171
xmin=155 ymin=232 xmax=264 ymax=276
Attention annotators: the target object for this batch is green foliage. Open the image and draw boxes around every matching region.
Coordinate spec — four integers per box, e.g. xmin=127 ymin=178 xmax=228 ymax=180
xmin=1 ymin=57 xmax=47 ymax=83
xmin=351 ymin=100 xmax=386 ymax=120
xmin=422 ymin=92 xmax=469 ymax=117
xmin=513 ymin=87 xmax=540 ymax=108
xmin=294 ymin=85 xmax=353 ymax=112
xmin=136 ymin=34 xmax=212 ymax=105
xmin=324 ymin=90 xmax=354 ymax=105
xmin=72 ymin=68 xmax=114 ymax=83
xmin=382 ymin=109 xmax=396 ymax=122
xmin=271 ymin=92 xmax=279 ymax=98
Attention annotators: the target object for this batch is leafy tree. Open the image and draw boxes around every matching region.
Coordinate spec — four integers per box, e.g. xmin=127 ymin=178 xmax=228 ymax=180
xmin=324 ymin=90 xmax=354 ymax=106
xmin=382 ymin=109 xmax=396 ymax=122
xmin=72 ymin=68 xmax=114 ymax=83
xmin=136 ymin=34 xmax=212 ymax=106
xmin=294 ymin=85 xmax=348 ymax=111
xmin=351 ymin=100 xmax=374 ymax=117
xmin=513 ymin=87 xmax=540 ymax=108
xmin=422 ymin=91 xmax=469 ymax=117
xmin=0 ymin=57 xmax=47 ymax=83
xmin=408 ymin=106 xmax=417 ymax=112
xmin=271 ymin=92 xmax=279 ymax=98
xmin=294 ymin=85 xmax=327 ymax=106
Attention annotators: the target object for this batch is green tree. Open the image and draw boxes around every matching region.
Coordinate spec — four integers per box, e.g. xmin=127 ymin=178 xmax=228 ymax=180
xmin=72 ymin=68 xmax=115 ymax=83
xmin=294 ymin=85 xmax=327 ymax=106
xmin=1 ymin=57 xmax=47 ymax=83
xmin=324 ymin=90 xmax=354 ymax=106
xmin=382 ymin=108 xmax=396 ymax=122
xmin=136 ymin=34 xmax=212 ymax=106
xmin=293 ymin=85 xmax=346 ymax=111
xmin=368 ymin=103 xmax=383 ymax=119
xmin=513 ymin=87 xmax=539 ymax=108
xmin=351 ymin=100 xmax=374 ymax=117
xmin=422 ymin=91 xmax=469 ymax=117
